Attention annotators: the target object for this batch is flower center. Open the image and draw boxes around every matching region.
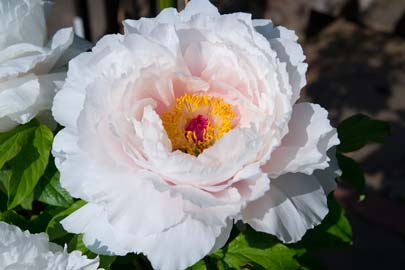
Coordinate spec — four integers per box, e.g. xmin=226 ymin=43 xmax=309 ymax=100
xmin=161 ymin=93 xmax=235 ymax=156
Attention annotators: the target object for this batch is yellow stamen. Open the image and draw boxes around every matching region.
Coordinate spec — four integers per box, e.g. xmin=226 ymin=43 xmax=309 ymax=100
xmin=161 ymin=93 xmax=235 ymax=155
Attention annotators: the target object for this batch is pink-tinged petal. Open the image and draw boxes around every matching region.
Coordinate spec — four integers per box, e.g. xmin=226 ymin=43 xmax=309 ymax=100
xmin=53 ymin=34 xmax=125 ymax=129
xmin=56 ymin=135 xmax=186 ymax=245
xmin=144 ymin=127 xmax=264 ymax=186
xmin=242 ymin=171 xmax=333 ymax=243
xmin=263 ymin=103 xmax=339 ymax=177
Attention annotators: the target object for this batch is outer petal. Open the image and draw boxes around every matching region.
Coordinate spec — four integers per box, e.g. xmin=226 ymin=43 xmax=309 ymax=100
xmin=52 ymin=34 xmax=129 ymax=129
xmin=263 ymin=102 xmax=339 ymax=177
xmin=0 ymin=74 xmax=40 ymax=120
xmin=132 ymin=216 xmax=231 ymax=270
xmin=180 ymin=0 xmax=220 ymax=18
xmin=61 ymin=203 xmax=128 ymax=256
xmin=241 ymin=171 xmax=335 ymax=243
xmin=61 ymin=199 xmax=231 ymax=270
xmin=0 ymin=0 xmax=46 ymax=50
xmin=0 ymin=221 xmax=99 ymax=270
xmin=0 ymin=28 xmax=73 ymax=80
xmin=14 ymin=72 xmax=65 ymax=123
xmin=0 ymin=72 xmax=65 ymax=128
xmin=254 ymin=19 xmax=308 ymax=103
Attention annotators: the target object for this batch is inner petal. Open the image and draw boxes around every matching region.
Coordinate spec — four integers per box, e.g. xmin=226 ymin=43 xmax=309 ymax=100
xmin=160 ymin=93 xmax=235 ymax=156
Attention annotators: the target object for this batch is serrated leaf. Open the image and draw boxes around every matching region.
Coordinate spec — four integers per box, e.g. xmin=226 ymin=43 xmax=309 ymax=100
xmin=337 ymin=154 xmax=366 ymax=196
xmin=7 ymin=125 xmax=53 ymax=209
xmin=37 ymin=171 xmax=73 ymax=208
xmin=213 ymin=227 xmax=300 ymax=270
xmin=337 ymin=114 xmax=390 ymax=153
xmin=46 ymin=200 xmax=86 ymax=240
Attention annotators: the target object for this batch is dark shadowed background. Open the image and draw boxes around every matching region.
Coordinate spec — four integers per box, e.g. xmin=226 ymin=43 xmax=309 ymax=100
xmin=46 ymin=1 xmax=405 ymax=269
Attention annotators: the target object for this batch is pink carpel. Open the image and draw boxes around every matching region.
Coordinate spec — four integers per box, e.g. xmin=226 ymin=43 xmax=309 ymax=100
xmin=185 ymin=114 xmax=208 ymax=142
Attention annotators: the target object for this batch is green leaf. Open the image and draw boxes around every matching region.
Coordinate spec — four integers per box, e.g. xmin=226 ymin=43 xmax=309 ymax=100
xmin=0 ymin=123 xmax=37 ymax=169
xmin=337 ymin=114 xmax=390 ymax=153
xmin=46 ymin=200 xmax=86 ymax=240
xmin=100 ymin=256 xmax=118 ymax=270
xmin=7 ymin=125 xmax=53 ymax=209
xmin=159 ymin=0 xmax=176 ymax=10
xmin=25 ymin=206 xmax=60 ymax=233
xmin=20 ymin=192 xmax=34 ymax=210
xmin=110 ymin=254 xmax=153 ymax=270
xmin=68 ymin=234 xmax=90 ymax=254
xmin=37 ymin=171 xmax=73 ymax=208
xmin=0 ymin=210 xmax=30 ymax=230
xmin=188 ymin=260 xmax=207 ymax=270
xmin=0 ymin=170 xmax=11 ymax=195
xmin=336 ymin=154 xmax=366 ymax=196
xmin=291 ymin=196 xmax=352 ymax=252
xmin=212 ymin=227 xmax=300 ymax=270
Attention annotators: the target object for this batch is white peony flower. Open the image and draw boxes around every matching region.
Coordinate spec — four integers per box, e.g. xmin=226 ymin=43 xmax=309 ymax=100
xmin=0 ymin=0 xmax=75 ymax=132
xmin=52 ymin=0 xmax=340 ymax=269
xmin=0 ymin=221 xmax=99 ymax=270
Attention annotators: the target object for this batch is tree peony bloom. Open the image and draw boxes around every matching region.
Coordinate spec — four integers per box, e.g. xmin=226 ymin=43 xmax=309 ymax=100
xmin=52 ymin=0 xmax=340 ymax=269
xmin=0 ymin=0 xmax=75 ymax=132
xmin=0 ymin=222 xmax=99 ymax=270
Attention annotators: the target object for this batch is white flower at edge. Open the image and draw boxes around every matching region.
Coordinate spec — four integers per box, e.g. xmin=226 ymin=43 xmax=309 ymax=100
xmin=0 ymin=222 xmax=99 ymax=270
xmin=0 ymin=0 xmax=75 ymax=132
xmin=52 ymin=0 xmax=341 ymax=269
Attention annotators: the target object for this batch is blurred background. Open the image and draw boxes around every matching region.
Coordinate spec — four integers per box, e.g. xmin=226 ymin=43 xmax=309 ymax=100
xmin=46 ymin=0 xmax=405 ymax=269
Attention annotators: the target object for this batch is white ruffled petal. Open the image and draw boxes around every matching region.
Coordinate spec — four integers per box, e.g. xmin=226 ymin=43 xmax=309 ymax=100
xmin=263 ymin=103 xmax=339 ymax=177
xmin=133 ymin=216 xmax=228 ymax=270
xmin=0 ymin=221 xmax=99 ymax=270
xmin=242 ymin=171 xmax=333 ymax=243
xmin=254 ymin=20 xmax=308 ymax=103
xmin=0 ymin=0 xmax=46 ymax=50
xmin=61 ymin=203 xmax=128 ymax=256
xmin=0 ymin=74 xmax=40 ymax=120
xmin=0 ymin=1 xmax=76 ymax=132
xmin=180 ymin=0 xmax=220 ymax=18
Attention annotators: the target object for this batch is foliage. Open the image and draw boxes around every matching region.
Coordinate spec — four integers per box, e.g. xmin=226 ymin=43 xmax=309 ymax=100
xmin=337 ymin=114 xmax=390 ymax=200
